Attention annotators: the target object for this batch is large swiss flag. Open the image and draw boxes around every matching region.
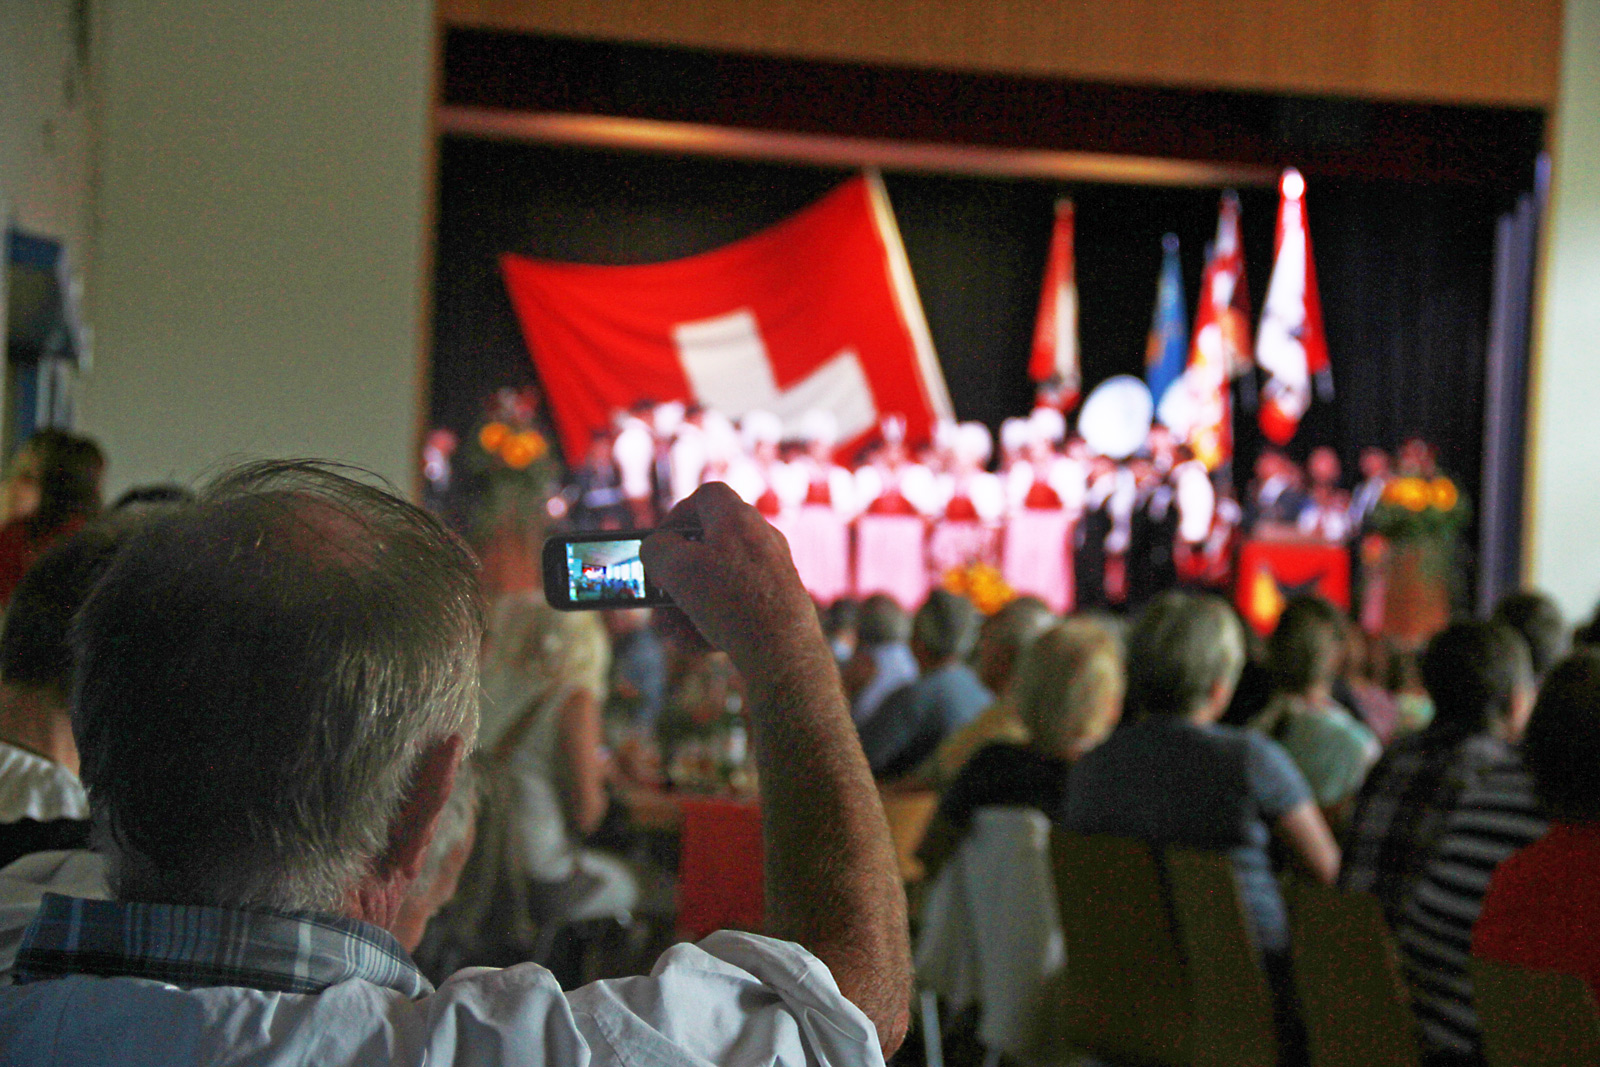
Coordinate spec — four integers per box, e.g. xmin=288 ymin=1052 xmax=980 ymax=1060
xmin=502 ymin=173 xmax=954 ymax=463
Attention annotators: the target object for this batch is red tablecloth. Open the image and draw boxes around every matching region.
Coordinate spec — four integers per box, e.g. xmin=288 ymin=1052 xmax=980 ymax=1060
xmin=676 ymin=796 xmax=765 ymax=940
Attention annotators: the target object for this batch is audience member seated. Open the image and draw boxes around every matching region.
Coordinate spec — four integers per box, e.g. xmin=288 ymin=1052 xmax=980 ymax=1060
xmin=907 ymin=595 xmax=1057 ymax=791
xmin=0 ymin=465 xmax=909 ymax=1064
xmin=823 ymin=597 xmax=859 ymax=665
xmin=602 ymin=608 xmax=666 ymax=731
xmin=1395 ymin=644 xmax=1546 ymax=1065
xmin=1385 ymin=646 xmax=1437 ymax=736
xmin=1474 ymin=650 xmax=1600 ymax=1000
xmin=1333 ymin=626 xmax=1403 ymax=744
xmin=860 ymin=590 xmax=991 ymax=779
xmin=1249 ymin=595 xmax=1379 ymax=820
xmin=842 ymin=593 xmax=918 ymax=728
xmin=1063 ymin=591 xmax=1339 ymax=964
xmin=0 ymin=518 xmax=146 ymax=864
xmin=475 ymin=592 xmax=638 ymax=928
xmin=0 ymin=431 xmax=104 ymax=606
xmin=1489 ymin=589 xmax=1567 ymax=685
xmin=918 ymin=617 xmax=1124 ymax=879
xmin=1339 ymin=623 xmax=1534 ymax=929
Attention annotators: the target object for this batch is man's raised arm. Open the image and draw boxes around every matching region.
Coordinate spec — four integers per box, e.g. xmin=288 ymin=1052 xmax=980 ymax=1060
xmin=642 ymin=483 xmax=911 ymax=1058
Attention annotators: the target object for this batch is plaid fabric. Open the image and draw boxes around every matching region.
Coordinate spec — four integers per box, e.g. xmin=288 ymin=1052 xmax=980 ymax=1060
xmin=1338 ymin=729 xmax=1511 ymax=927
xmin=13 ymin=893 xmax=431 ymax=998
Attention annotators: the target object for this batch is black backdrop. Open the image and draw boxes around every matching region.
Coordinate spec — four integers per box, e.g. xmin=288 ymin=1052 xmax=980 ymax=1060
xmin=433 ymin=136 xmax=1513 ymax=516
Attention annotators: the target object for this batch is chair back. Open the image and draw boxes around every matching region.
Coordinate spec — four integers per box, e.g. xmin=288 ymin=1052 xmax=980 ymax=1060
xmin=881 ymin=789 xmax=940 ymax=883
xmin=963 ymin=808 xmax=1064 ymax=1057
xmin=1163 ymin=848 xmax=1278 ymax=1067
xmin=1286 ymin=880 xmax=1420 ymax=1067
xmin=1043 ymin=830 xmax=1191 ymax=1064
xmin=1471 ymin=957 xmax=1600 ymax=1067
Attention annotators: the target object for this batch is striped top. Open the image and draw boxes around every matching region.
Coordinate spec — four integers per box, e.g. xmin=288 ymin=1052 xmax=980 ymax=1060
xmin=1394 ymin=754 xmax=1548 ymax=1060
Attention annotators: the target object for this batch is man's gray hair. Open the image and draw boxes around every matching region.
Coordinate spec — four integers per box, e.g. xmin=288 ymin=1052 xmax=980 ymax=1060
xmin=72 ymin=461 xmax=484 ymax=912
xmin=1126 ymin=591 xmax=1246 ymax=717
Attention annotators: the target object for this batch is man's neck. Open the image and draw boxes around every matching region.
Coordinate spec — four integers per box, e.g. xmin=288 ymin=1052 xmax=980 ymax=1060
xmin=0 ymin=684 xmax=77 ymax=775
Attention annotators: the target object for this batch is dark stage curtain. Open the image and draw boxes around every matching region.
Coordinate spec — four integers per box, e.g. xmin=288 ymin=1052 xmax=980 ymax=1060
xmin=432 ymin=137 xmax=1527 ymax=599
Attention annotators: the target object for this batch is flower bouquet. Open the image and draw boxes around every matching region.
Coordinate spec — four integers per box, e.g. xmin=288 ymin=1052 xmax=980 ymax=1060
xmin=940 ymin=561 xmax=1016 ymax=616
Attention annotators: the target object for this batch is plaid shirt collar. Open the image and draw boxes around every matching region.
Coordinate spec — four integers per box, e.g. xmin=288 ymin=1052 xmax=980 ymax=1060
xmin=13 ymin=893 xmax=431 ymax=998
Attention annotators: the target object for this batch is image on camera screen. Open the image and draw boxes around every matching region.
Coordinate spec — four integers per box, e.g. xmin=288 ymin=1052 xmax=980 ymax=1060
xmin=566 ymin=538 xmax=647 ymax=603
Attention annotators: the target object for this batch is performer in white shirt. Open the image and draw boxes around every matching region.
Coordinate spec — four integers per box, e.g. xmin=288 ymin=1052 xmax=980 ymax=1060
xmin=697 ymin=408 xmax=741 ymax=489
xmin=854 ymin=416 xmax=937 ymax=611
xmin=927 ymin=422 xmax=1004 ymax=582
xmin=997 ymin=417 xmax=1030 ymax=478
xmin=725 ymin=410 xmax=792 ymax=535
xmin=1001 ymin=408 xmax=1084 ymax=614
xmin=611 ymin=408 xmax=657 ymax=527
xmin=783 ymin=410 xmax=856 ymax=605
xmin=1298 ymin=445 xmax=1353 ymax=543
xmin=1172 ymin=447 xmax=1218 ymax=548
xmin=664 ymin=402 xmax=708 ymax=508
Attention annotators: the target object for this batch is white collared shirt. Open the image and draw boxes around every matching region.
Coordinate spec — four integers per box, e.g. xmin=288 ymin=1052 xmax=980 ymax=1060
xmin=0 ymin=929 xmax=883 ymax=1067
xmin=0 ymin=742 xmax=87 ymax=823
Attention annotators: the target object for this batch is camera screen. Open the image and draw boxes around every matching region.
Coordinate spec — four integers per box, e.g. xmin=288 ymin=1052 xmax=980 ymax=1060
xmin=565 ymin=538 xmax=648 ymax=604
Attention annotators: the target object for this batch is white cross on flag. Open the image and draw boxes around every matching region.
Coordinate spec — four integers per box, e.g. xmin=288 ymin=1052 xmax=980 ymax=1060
xmin=502 ymin=173 xmax=954 ymax=462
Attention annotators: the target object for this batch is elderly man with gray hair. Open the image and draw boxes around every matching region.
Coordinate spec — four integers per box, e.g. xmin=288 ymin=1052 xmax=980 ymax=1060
xmin=859 ymin=589 xmax=992 ymax=780
xmin=0 ymin=462 xmax=909 ymax=1066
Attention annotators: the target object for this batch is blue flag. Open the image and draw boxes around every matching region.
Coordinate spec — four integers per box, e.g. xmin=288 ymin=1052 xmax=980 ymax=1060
xmin=1144 ymin=233 xmax=1188 ymax=410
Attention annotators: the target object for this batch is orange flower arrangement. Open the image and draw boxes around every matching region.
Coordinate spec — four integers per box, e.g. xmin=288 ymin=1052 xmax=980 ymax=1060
xmin=1373 ymin=471 xmax=1467 ymax=548
xmin=940 ymin=562 xmax=1015 ymax=616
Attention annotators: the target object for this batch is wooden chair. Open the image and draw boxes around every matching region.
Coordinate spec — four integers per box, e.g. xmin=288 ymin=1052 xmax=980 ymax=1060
xmin=1042 ymin=830 xmax=1192 ymax=1065
xmin=1471 ymin=956 xmax=1600 ymax=1067
xmin=1162 ymin=848 xmax=1278 ymax=1067
xmin=880 ymin=789 xmax=940 ymax=883
xmin=1286 ymin=880 xmax=1420 ymax=1067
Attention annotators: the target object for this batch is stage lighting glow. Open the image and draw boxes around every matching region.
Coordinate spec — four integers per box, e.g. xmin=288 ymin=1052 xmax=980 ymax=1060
xmin=1281 ymin=168 xmax=1306 ymax=200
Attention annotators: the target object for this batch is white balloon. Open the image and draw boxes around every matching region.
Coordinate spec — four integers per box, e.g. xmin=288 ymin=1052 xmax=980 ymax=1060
xmin=1078 ymin=375 xmax=1154 ymax=459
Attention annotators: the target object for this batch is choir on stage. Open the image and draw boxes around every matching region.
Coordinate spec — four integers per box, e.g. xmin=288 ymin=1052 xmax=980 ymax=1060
xmin=554 ymin=399 xmax=1418 ymax=613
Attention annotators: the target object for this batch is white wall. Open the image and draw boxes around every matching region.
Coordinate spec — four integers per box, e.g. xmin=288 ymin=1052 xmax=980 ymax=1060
xmin=1528 ymin=0 xmax=1600 ymax=621
xmin=0 ymin=1 xmax=96 ymax=256
xmin=0 ymin=0 xmax=99 ymax=445
xmin=79 ymin=0 xmax=435 ymax=497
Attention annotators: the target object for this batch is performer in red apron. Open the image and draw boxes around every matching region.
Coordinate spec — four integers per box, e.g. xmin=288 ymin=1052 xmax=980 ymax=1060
xmin=854 ymin=415 xmax=936 ymax=611
xmin=725 ymin=410 xmax=797 ymax=548
xmin=783 ymin=409 xmax=856 ymax=605
xmin=1002 ymin=408 xmax=1084 ymax=614
xmin=928 ymin=422 xmax=1004 ymax=581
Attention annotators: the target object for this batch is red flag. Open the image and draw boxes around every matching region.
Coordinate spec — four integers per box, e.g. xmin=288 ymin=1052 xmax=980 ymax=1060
xmin=1183 ymin=191 xmax=1252 ymax=469
xmin=501 ymin=173 xmax=953 ymax=463
xmin=1256 ymin=168 xmax=1330 ymax=445
xmin=1028 ymin=200 xmax=1080 ymax=409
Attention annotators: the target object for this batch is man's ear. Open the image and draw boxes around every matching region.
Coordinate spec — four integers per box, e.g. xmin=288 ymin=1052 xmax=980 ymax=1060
xmin=380 ymin=733 xmax=465 ymax=882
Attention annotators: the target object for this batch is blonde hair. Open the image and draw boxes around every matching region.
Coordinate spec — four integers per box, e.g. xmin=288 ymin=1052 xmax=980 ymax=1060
xmin=478 ymin=591 xmax=610 ymax=748
xmin=1011 ymin=618 xmax=1126 ymax=760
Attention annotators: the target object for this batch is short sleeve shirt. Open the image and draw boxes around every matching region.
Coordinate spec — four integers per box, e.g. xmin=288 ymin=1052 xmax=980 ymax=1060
xmin=1250 ymin=695 xmax=1380 ymax=808
xmin=1062 ymin=716 xmax=1311 ymax=952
